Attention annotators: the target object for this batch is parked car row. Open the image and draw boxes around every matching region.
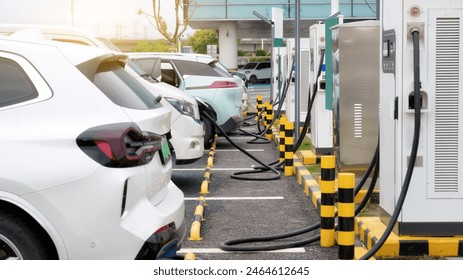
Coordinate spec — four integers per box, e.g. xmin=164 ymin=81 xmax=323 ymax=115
xmin=128 ymin=52 xmax=247 ymax=143
xmin=0 ymin=24 xmax=248 ymax=259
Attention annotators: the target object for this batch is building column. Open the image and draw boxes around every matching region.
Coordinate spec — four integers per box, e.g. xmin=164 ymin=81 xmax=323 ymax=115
xmin=218 ymin=21 xmax=238 ymax=70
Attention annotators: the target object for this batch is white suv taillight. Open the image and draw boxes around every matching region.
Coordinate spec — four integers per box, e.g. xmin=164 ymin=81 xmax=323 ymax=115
xmin=208 ymin=81 xmax=238 ymax=89
xmin=76 ymin=123 xmax=164 ymax=168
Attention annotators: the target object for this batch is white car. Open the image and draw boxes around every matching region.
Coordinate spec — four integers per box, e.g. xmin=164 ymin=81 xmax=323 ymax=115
xmin=0 ymin=23 xmax=205 ymax=162
xmin=0 ymin=37 xmax=185 ymax=259
xmin=238 ymin=61 xmax=271 ymax=84
xmin=126 ymin=60 xmax=204 ymax=164
xmin=128 ymin=52 xmax=247 ymax=143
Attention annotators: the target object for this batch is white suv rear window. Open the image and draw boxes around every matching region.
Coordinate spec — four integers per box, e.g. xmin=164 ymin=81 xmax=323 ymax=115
xmin=0 ymin=57 xmax=38 ymax=108
xmin=93 ymin=62 xmax=161 ymax=110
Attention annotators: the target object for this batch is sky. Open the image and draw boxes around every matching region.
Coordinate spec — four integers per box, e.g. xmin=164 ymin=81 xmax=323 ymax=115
xmin=0 ymin=0 xmax=193 ymax=39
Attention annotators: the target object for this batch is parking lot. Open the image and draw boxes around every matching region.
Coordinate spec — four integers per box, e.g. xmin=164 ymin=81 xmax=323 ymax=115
xmin=3 ymin=1 xmax=463 ymax=265
xmin=172 ymin=86 xmax=337 ymax=260
xmin=0 ymin=29 xmax=251 ymax=260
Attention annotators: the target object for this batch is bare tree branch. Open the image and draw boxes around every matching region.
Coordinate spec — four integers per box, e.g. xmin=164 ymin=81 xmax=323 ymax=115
xmin=138 ymin=0 xmax=197 ymax=52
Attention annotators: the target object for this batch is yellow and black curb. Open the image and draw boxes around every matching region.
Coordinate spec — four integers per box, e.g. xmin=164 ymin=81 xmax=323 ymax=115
xmin=188 ymin=196 xmax=207 ymax=241
xmin=295 ymin=150 xmax=319 ymax=165
xmin=207 ymin=137 xmax=216 ymax=168
xmin=188 ymin=135 xmax=218 ymax=242
xmin=200 ymin=166 xmax=211 ymax=195
xmin=355 ymin=217 xmax=463 ymax=259
xmin=293 ymin=156 xmax=317 ymax=196
xmin=201 ymin=136 xmax=217 ymax=194
xmin=293 ymin=152 xmax=463 ymax=259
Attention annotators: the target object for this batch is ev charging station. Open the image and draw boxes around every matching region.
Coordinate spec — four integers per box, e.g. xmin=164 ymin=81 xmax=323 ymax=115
xmin=309 ymin=23 xmax=333 ymax=155
xmin=273 ymin=45 xmax=287 ymax=108
xmin=284 ymin=38 xmax=311 ymax=123
xmin=271 ymin=7 xmax=284 ymax=108
xmin=331 ymin=20 xmax=380 ymax=174
xmin=380 ymin=0 xmax=463 ymax=236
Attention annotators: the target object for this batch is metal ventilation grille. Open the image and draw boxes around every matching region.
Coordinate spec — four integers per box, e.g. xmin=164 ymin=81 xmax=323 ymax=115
xmin=301 ymin=51 xmax=310 ymax=114
xmin=434 ymin=17 xmax=460 ymax=193
xmin=354 ymin=103 xmax=362 ymax=139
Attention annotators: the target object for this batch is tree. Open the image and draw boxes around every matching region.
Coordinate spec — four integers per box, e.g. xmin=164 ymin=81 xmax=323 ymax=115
xmin=187 ymin=29 xmax=218 ymax=54
xmin=137 ymin=0 xmax=196 ymax=52
xmin=133 ymin=39 xmax=171 ymax=52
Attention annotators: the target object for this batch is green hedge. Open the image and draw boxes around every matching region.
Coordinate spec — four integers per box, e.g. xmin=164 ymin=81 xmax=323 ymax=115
xmin=250 ymin=56 xmax=271 ymax=62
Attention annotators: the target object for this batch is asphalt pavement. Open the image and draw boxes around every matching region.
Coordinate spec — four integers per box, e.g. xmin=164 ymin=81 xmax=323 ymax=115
xmin=172 ymin=88 xmax=337 ymax=260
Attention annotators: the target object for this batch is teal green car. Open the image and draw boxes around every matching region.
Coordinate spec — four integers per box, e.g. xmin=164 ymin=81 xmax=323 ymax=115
xmin=129 ymin=53 xmax=247 ymax=144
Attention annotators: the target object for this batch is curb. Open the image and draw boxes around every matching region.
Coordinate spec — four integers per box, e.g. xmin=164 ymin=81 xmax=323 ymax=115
xmin=293 ymin=153 xmax=463 ymax=259
xmin=355 ymin=217 xmax=463 ymax=259
xmin=188 ymin=136 xmax=217 ymax=242
xmin=188 ymin=196 xmax=207 ymax=241
xmin=295 ymin=150 xmax=319 ymax=165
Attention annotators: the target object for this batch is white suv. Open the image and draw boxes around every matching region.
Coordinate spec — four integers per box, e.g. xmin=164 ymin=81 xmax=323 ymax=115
xmin=0 ymin=23 xmax=205 ymax=163
xmin=238 ymin=61 xmax=271 ymax=84
xmin=0 ymin=37 xmax=185 ymax=259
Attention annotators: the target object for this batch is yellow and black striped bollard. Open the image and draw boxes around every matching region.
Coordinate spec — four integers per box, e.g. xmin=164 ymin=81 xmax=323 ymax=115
xmin=279 ymin=116 xmax=287 ymax=163
xmin=320 ymin=155 xmax=336 ymax=247
xmin=256 ymin=95 xmax=263 ymax=122
xmin=264 ymin=101 xmax=273 ymax=140
xmin=284 ymin=121 xmax=294 ymax=176
xmin=337 ymin=173 xmax=355 ymax=259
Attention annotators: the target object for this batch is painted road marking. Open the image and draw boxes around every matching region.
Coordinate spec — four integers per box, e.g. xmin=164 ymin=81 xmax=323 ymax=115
xmin=173 ymin=167 xmax=254 ymax=171
xmin=178 ymin=248 xmax=306 ymax=254
xmin=207 ymin=149 xmax=265 ymax=152
xmin=184 ymin=196 xmax=284 ymax=201
xmin=217 ymin=136 xmax=257 ymax=140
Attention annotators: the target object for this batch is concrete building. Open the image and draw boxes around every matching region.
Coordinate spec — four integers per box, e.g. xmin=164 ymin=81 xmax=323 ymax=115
xmin=188 ymin=0 xmax=377 ymax=68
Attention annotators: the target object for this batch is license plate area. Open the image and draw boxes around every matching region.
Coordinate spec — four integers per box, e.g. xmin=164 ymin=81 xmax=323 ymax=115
xmin=159 ymin=137 xmax=172 ymax=165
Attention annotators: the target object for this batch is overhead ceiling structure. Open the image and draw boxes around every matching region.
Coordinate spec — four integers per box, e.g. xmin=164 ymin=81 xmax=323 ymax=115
xmin=187 ymin=0 xmax=377 ymax=39
xmin=186 ymin=0 xmax=377 ymax=69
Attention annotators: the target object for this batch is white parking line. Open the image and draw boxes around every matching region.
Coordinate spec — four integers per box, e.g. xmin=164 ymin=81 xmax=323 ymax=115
xmin=207 ymin=149 xmax=264 ymax=152
xmin=217 ymin=136 xmax=256 ymax=140
xmin=178 ymin=248 xmax=306 ymax=254
xmin=184 ymin=196 xmax=284 ymax=201
xmin=173 ymin=167 xmax=254 ymax=171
